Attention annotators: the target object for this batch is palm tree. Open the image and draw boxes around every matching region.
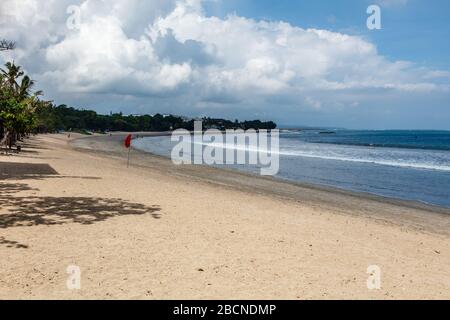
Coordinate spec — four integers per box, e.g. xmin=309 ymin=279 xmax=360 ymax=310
xmin=0 ymin=62 xmax=40 ymax=149
xmin=0 ymin=62 xmax=24 ymax=95
xmin=0 ymin=41 xmax=16 ymax=143
xmin=18 ymin=75 xmax=36 ymax=100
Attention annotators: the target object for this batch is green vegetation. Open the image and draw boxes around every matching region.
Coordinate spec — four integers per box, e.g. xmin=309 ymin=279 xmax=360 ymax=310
xmin=1 ymin=60 xmax=276 ymax=150
xmin=0 ymin=62 xmax=46 ymax=149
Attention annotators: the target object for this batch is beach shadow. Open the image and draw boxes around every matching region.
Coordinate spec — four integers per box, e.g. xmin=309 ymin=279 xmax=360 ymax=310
xmin=0 ymin=237 xmax=29 ymax=249
xmin=4 ymin=155 xmax=61 ymax=160
xmin=0 ymin=182 xmax=161 ymax=249
xmin=19 ymin=143 xmax=50 ymax=150
xmin=0 ymin=182 xmax=37 ymax=195
xmin=0 ymin=162 xmax=59 ymax=180
xmin=17 ymin=149 xmax=40 ymax=155
xmin=58 ymin=176 xmax=102 ymax=180
xmin=0 ymin=195 xmax=161 ymax=229
xmin=0 ymin=162 xmax=101 ymax=181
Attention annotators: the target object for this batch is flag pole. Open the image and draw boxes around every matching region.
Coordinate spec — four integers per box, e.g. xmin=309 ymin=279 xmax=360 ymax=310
xmin=124 ymin=134 xmax=132 ymax=168
xmin=127 ymin=146 xmax=131 ymax=168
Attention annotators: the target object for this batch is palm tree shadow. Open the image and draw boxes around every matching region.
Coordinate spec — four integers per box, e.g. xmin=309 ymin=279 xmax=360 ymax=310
xmin=0 ymin=182 xmax=37 ymax=194
xmin=0 ymin=182 xmax=162 ymax=249
xmin=0 ymin=196 xmax=161 ymax=229
xmin=0 ymin=237 xmax=29 ymax=249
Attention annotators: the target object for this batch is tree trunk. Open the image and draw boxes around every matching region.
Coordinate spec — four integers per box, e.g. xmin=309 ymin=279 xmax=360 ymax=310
xmin=7 ymin=130 xmax=15 ymax=149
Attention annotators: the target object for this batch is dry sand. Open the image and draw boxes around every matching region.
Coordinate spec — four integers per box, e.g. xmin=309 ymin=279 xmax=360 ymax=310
xmin=0 ymin=133 xmax=449 ymax=299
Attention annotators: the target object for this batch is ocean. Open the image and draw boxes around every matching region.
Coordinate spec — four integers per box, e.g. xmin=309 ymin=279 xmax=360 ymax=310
xmin=133 ymin=130 xmax=450 ymax=208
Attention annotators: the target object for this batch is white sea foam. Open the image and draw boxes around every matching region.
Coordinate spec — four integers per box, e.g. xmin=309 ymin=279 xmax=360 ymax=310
xmin=187 ymin=140 xmax=450 ymax=172
xmin=134 ymin=134 xmax=450 ymax=172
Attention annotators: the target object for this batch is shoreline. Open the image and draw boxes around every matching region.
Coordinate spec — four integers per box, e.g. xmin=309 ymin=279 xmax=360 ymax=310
xmin=71 ymin=133 xmax=450 ymax=236
xmin=131 ymin=132 xmax=450 ymax=212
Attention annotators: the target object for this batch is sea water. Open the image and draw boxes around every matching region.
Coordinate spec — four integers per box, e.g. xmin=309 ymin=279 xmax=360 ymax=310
xmin=133 ymin=130 xmax=450 ymax=208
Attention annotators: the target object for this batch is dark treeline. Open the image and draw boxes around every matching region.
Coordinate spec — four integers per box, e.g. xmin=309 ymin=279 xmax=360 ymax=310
xmin=35 ymin=105 xmax=277 ymax=134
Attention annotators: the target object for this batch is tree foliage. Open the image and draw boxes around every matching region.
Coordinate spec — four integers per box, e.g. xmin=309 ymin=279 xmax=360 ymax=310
xmin=0 ymin=61 xmax=43 ymax=148
xmin=35 ymin=106 xmax=277 ymax=133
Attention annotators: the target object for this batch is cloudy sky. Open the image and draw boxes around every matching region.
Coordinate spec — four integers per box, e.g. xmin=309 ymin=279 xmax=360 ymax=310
xmin=1 ymin=0 xmax=449 ymax=129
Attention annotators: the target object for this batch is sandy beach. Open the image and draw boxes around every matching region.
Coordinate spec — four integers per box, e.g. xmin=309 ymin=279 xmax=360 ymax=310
xmin=1 ymin=133 xmax=449 ymax=300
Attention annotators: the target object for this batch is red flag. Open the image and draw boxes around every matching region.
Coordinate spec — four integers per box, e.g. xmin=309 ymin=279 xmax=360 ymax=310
xmin=124 ymin=134 xmax=132 ymax=148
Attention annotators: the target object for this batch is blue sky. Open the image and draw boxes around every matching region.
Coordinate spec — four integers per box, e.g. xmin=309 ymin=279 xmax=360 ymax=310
xmin=1 ymin=0 xmax=450 ymax=129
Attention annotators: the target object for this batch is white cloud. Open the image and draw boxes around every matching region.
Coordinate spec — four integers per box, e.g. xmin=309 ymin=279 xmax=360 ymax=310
xmin=148 ymin=1 xmax=447 ymax=97
xmin=0 ymin=0 xmax=449 ymax=127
